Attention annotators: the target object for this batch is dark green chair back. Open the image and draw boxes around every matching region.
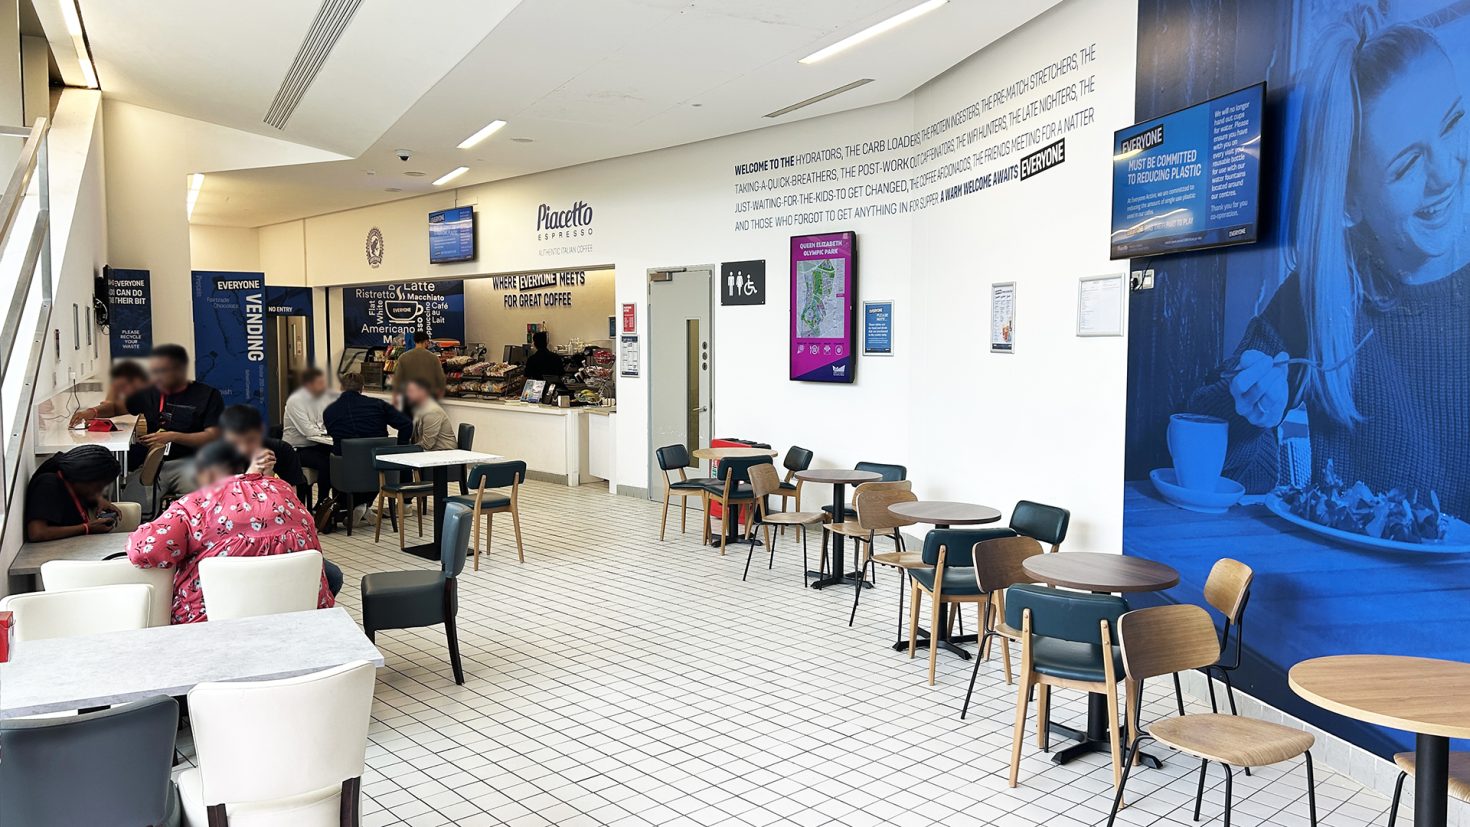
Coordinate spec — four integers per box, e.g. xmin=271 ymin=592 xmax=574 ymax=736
xmin=1005 ymin=584 xmax=1128 ymax=644
xmin=1011 ymin=500 xmax=1070 ymax=548
xmin=717 ymin=455 xmax=772 ymax=486
xmin=856 ymin=460 xmax=906 ymax=482
xmin=0 ymin=696 xmax=179 ymax=827
xmin=656 ymin=444 xmax=692 ymax=471
xmin=456 ymin=423 xmax=475 ymax=451
xmin=332 ymin=436 xmax=397 ymax=494
xmin=441 ymin=502 xmax=474 ymax=578
xmin=468 ymin=460 xmax=527 ymax=491
xmin=783 ymin=446 xmax=814 ymax=474
xmin=921 ymin=528 xmax=1016 ymax=568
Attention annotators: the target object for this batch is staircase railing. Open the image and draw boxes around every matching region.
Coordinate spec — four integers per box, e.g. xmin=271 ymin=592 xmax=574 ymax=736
xmin=0 ymin=117 xmax=53 ymax=519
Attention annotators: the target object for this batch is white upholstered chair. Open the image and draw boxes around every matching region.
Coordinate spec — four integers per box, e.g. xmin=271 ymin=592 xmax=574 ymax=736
xmin=0 ymin=583 xmax=151 ymax=642
xmin=40 ymin=559 xmax=174 ymax=628
xmin=197 ymin=551 xmax=323 ymax=621
xmin=178 ymin=660 xmax=376 ymax=826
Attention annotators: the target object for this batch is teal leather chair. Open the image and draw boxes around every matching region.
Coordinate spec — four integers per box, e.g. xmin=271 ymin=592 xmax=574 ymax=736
xmin=447 ymin=460 xmax=527 ymax=569
xmin=906 ymin=527 xmax=1014 ymax=684
xmin=700 ymin=455 xmax=773 ymax=553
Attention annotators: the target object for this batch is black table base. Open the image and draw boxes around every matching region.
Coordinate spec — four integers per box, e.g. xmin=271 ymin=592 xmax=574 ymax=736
xmin=1415 ymin=733 xmax=1449 ymax=827
xmin=400 ymin=465 xmax=452 ymax=562
xmin=1047 ymin=693 xmax=1163 ymax=769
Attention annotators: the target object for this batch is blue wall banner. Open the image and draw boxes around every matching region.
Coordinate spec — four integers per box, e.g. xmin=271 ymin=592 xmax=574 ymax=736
xmin=1125 ymin=0 xmax=1470 ymax=757
xmin=341 ymin=280 xmax=465 ymax=347
xmin=192 ymin=270 xmax=267 ymax=416
xmin=862 ymin=301 xmax=893 ymax=356
xmin=107 ymin=267 xmax=152 ymax=356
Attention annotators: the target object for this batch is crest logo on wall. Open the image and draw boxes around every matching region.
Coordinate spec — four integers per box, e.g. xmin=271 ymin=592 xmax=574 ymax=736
xmin=365 ymin=227 xmax=385 ymax=268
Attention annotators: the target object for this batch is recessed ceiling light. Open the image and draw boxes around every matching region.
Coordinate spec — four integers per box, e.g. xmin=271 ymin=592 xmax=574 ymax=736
xmin=185 ymin=173 xmax=204 ymax=219
xmin=511 ymin=137 xmax=534 ymax=143
xmin=385 ymin=187 xmax=402 ymax=192
xmin=432 ymin=166 xmax=470 ymax=187
xmin=798 ymin=0 xmax=947 ymax=64
xmin=691 ymin=103 xmax=703 ymax=108
xmin=58 ymin=0 xmax=99 ymax=88
xmin=457 ymin=119 xmax=507 ymax=149
xmin=403 ymin=171 xmax=426 ymax=177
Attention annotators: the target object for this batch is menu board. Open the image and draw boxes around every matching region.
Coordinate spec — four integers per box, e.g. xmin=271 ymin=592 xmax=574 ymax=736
xmin=790 ymin=231 xmax=856 ymax=383
xmin=429 ymin=206 xmax=475 ymax=263
xmin=1109 ymin=83 xmax=1264 ymax=258
xmin=341 ymin=280 xmax=466 ymax=347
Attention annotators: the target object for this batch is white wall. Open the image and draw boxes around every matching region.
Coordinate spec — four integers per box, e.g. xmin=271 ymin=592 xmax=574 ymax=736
xmin=189 ymin=224 xmax=260 ymax=271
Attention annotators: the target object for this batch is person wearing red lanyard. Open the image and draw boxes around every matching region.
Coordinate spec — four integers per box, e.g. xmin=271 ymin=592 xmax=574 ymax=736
xmin=73 ymin=344 xmax=224 ymax=499
xmin=24 ymin=445 xmax=125 ymax=542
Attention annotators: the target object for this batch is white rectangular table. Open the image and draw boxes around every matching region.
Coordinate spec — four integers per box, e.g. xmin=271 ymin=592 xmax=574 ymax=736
xmin=9 ymin=532 xmax=133 ymax=591
xmin=378 ymin=450 xmax=503 ymax=560
xmin=0 ymin=607 xmax=383 ymax=719
xmin=33 ymin=391 xmax=139 ymax=498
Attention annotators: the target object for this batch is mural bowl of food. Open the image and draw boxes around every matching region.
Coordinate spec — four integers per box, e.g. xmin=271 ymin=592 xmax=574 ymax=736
xmin=1265 ymin=461 xmax=1470 ymax=555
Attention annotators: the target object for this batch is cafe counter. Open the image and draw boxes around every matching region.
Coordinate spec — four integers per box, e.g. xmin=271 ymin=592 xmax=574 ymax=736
xmin=365 ymin=391 xmax=614 ymax=486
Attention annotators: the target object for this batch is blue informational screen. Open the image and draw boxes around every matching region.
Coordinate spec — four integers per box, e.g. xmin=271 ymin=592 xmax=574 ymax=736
xmin=1109 ymin=83 xmax=1264 ymax=259
xmin=428 ymin=206 xmax=475 ymax=263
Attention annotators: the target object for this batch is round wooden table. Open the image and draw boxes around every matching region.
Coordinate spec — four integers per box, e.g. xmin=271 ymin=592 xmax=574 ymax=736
xmin=690 ymin=447 xmax=778 ymax=547
xmin=885 ymin=500 xmax=1003 ymax=658
xmin=1021 ymin=551 xmax=1180 ymax=768
xmin=1022 ymin=551 xmax=1180 ymax=593
xmin=1291 ymin=656 xmax=1470 ymax=827
xmin=794 ymin=468 xmax=883 ymax=589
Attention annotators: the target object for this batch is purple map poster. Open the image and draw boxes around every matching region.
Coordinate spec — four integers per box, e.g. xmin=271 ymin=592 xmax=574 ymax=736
xmin=789 ymin=231 xmax=856 ymax=383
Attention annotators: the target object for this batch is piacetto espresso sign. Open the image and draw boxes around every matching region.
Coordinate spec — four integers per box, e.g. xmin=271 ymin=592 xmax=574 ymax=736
xmin=536 ymin=200 xmax=595 ymax=257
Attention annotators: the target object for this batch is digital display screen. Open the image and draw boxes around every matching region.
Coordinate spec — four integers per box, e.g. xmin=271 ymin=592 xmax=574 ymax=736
xmin=1110 ymin=83 xmax=1264 ymax=259
xmin=428 ymin=206 xmax=475 ymax=263
xmin=789 ymin=231 xmax=856 ymax=383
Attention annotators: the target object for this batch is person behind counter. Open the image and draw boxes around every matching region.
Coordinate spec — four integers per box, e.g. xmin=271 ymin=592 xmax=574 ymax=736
xmin=404 ymin=378 xmax=457 ymax=451
xmin=282 ymin=367 xmax=335 ymax=506
xmin=524 ymin=331 xmax=563 ymax=381
xmin=25 ymin=445 xmax=124 ymax=542
xmin=126 ymin=441 xmax=334 ymax=624
xmin=394 ymin=327 xmax=446 ymax=398
xmin=70 ymin=344 xmax=224 ymax=499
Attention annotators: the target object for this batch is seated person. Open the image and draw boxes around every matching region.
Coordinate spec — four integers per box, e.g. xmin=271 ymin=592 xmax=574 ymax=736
xmin=103 ymin=359 xmax=148 ymax=413
xmin=323 ymin=372 xmax=412 ymax=452
xmin=283 ymin=367 xmax=335 ymax=505
xmin=126 ymin=441 xmax=336 ymax=624
xmin=405 ymin=378 xmax=457 ymax=451
xmin=25 ymin=445 xmax=124 ymax=542
xmin=218 ymin=404 xmax=305 ymax=490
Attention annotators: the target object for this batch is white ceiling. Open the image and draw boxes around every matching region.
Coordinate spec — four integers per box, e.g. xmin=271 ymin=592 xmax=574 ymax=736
xmin=80 ymin=0 xmax=1061 ymax=227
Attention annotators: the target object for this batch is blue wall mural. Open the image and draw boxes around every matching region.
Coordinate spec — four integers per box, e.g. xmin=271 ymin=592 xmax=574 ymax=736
xmin=1124 ymin=0 xmax=1470 ymax=756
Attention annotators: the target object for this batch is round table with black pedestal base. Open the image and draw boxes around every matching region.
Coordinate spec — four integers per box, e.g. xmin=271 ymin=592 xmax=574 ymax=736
xmin=691 ymin=447 xmax=778 ymax=548
xmin=885 ymin=500 xmax=1004 ymax=659
xmin=794 ymin=468 xmax=883 ymax=589
xmin=1021 ymin=551 xmax=1180 ymax=770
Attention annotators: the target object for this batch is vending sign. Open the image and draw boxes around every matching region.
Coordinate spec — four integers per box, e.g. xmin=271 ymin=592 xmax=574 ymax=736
xmin=341 ymin=280 xmax=465 ymax=347
xmin=789 ymin=232 xmax=856 ymax=383
xmin=191 ymin=270 xmax=268 ymax=416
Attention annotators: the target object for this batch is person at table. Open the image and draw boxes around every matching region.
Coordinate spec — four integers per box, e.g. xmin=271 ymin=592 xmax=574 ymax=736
xmin=404 ymin=378 xmax=457 ymax=451
xmin=24 ymin=445 xmax=123 ymax=541
xmin=126 ymin=441 xmax=334 ymax=624
xmin=282 ymin=366 xmax=335 ymax=504
xmin=71 ymin=344 xmax=224 ymax=498
xmin=219 ymin=404 xmax=305 ymax=489
xmin=524 ymin=331 xmax=563 ymax=381
xmin=393 ymin=327 xmax=445 ymax=398
xmin=102 ymin=359 xmax=148 ymax=413
xmin=323 ymin=372 xmax=412 ymax=452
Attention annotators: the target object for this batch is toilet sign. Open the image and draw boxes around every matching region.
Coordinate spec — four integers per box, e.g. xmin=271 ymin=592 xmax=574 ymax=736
xmin=720 ymin=260 xmax=766 ymax=306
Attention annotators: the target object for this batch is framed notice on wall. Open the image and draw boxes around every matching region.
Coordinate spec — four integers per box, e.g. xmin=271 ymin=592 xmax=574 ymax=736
xmin=1077 ymin=274 xmax=1126 ymax=337
xmin=862 ymin=300 xmax=893 ymax=356
xmin=790 ymin=231 xmax=857 ymax=383
xmin=990 ymin=282 xmax=1016 ymax=353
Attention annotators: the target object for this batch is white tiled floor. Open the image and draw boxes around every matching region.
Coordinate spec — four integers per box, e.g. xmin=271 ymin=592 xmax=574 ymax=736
xmin=190 ymin=481 xmax=1413 ymax=826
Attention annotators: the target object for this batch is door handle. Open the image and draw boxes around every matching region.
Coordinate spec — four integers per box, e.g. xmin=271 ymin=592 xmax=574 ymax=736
xmin=691 ymin=406 xmax=708 ymax=413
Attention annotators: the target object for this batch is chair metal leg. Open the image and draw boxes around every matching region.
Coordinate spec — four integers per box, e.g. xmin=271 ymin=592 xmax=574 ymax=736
xmin=1208 ymin=671 xmax=1220 ymax=713
xmin=1193 ymin=759 xmax=1209 ymax=821
xmin=847 ymin=558 xmax=871 ymax=626
xmin=743 ymin=533 xmax=757 ymax=581
xmin=801 ymin=527 xmax=810 ymax=586
xmin=1106 ymin=736 xmax=1146 ymax=827
xmin=1222 ymin=764 xmax=1235 ymax=827
xmin=1305 ymin=750 xmax=1318 ymax=827
xmin=1387 ymin=769 xmax=1406 ymax=827
xmin=767 ymin=525 xmax=776 ymax=569
xmin=1174 ymin=672 xmax=1187 ymax=716
xmin=961 ymin=630 xmax=988 ymax=719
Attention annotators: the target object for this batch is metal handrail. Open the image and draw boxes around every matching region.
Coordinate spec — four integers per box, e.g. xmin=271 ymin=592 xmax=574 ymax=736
xmin=0 ymin=212 xmax=49 ymax=377
xmin=0 ymin=117 xmax=48 ymax=255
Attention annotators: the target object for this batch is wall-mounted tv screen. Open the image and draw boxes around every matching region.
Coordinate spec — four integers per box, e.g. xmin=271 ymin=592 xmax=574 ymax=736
xmin=1109 ymin=83 xmax=1264 ymax=259
xmin=428 ymin=206 xmax=475 ymax=264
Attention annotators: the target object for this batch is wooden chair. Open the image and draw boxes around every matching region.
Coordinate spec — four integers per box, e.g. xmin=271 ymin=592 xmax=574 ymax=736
xmin=836 ymin=481 xmax=920 ymax=627
xmin=370 ymin=445 xmax=432 ymax=550
xmin=1388 ymin=752 xmax=1470 ymax=827
xmin=822 ymin=461 xmax=906 ymax=521
xmin=1006 ymin=584 xmax=1130 ymax=795
xmin=1108 ymin=604 xmax=1317 ymax=827
xmin=906 ymin=526 xmax=1016 ymax=685
xmin=446 ymin=460 xmax=527 ymax=569
xmin=1196 ymin=558 xmax=1253 ymax=716
xmin=744 ymin=463 xmax=828 ymax=583
xmin=960 ymin=536 xmax=1045 ymax=717
xmin=655 ymin=444 xmax=709 ymax=541
xmin=700 ymin=455 xmax=769 ymax=555
xmin=138 ymin=445 xmax=169 ymax=519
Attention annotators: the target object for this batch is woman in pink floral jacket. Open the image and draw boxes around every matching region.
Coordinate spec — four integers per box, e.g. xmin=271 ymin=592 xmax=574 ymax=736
xmin=127 ymin=441 xmax=333 ymax=624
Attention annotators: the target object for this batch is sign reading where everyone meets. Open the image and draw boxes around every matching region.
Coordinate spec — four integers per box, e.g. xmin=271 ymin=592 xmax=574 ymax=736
xmin=191 ymin=270 xmax=268 ymax=416
xmin=489 ymin=270 xmax=591 ymax=309
xmin=107 ymin=267 xmax=152 ymax=356
xmin=341 ymin=280 xmax=466 ymax=347
xmin=720 ymin=260 xmax=766 ymax=306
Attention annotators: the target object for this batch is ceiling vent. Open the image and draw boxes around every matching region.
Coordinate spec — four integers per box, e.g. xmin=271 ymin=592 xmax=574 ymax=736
xmin=764 ymin=79 xmax=875 ymax=119
xmin=262 ymin=0 xmax=363 ymax=130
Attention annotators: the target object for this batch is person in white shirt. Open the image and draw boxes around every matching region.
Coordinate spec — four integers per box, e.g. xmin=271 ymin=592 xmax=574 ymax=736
xmin=282 ymin=367 xmax=336 ymax=507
